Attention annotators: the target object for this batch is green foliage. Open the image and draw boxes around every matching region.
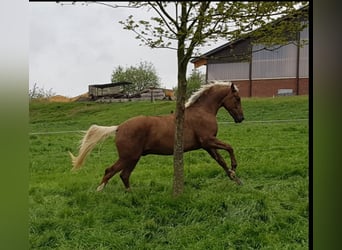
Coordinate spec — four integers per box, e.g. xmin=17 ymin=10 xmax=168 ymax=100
xmin=120 ymin=2 xmax=308 ymax=51
xmin=174 ymin=70 xmax=205 ymax=99
xmin=29 ymin=96 xmax=309 ymax=249
xmin=111 ymin=61 xmax=161 ymax=95
xmin=250 ymin=5 xmax=309 ymax=48
xmin=185 ymin=70 xmax=205 ymax=99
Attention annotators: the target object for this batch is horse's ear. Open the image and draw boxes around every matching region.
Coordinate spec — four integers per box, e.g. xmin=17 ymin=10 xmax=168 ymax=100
xmin=231 ymin=83 xmax=237 ymax=93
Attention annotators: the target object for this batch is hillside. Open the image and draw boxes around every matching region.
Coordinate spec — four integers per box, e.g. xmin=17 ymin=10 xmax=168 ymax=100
xmin=29 ymin=95 xmax=308 ymax=132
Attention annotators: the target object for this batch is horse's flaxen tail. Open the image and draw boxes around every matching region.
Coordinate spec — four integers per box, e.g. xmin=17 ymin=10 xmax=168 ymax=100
xmin=69 ymin=124 xmax=118 ymax=171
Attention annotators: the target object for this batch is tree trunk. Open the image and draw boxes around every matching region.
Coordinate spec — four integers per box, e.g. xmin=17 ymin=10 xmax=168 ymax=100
xmin=173 ymin=5 xmax=188 ymax=197
xmin=173 ymin=66 xmax=187 ymax=197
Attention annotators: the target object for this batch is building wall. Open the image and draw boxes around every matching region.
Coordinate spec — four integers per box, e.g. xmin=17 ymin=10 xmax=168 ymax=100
xmin=252 ymin=44 xmax=298 ymax=79
xmin=232 ymin=78 xmax=309 ymax=97
xmin=298 ymin=78 xmax=309 ymax=95
xmin=207 ymin=62 xmax=249 ymax=81
xmin=202 ymin=24 xmax=309 ymax=98
xmin=89 ymin=85 xmax=123 ymax=97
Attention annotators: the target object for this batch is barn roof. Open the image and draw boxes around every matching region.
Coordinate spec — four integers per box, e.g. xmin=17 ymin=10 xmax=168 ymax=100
xmin=89 ymin=81 xmax=132 ymax=89
xmin=191 ymin=5 xmax=309 ymax=66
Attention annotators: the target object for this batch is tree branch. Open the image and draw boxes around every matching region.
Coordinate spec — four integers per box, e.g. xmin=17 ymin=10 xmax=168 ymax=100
xmin=150 ymin=1 xmax=178 ymax=33
xmin=185 ymin=1 xmax=211 ymax=60
xmin=89 ymin=1 xmax=138 ymax=9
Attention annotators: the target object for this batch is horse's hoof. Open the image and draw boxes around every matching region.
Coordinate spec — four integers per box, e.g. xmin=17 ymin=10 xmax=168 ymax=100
xmin=234 ymin=177 xmax=243 ymax=185
xmin=96 ymin=183 xmax=105 ymax=192
xmin=228 ymin=170 xmax=236 ymax=179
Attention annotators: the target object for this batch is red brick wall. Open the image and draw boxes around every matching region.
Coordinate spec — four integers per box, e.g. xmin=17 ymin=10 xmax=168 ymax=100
xmin=232 ymin=78 xmax=309 ymax=97
xmin=298 ymin=78 xmax=309 ymax=95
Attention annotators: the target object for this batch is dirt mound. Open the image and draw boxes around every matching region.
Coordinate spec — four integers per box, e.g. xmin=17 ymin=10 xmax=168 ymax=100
xmin=70 ymin=92 xmax=90 ymax=102
xmin=48 ymin=95 xmax=71 ymax=102
xmin=47 ymin=93 xmax=90 ymax=102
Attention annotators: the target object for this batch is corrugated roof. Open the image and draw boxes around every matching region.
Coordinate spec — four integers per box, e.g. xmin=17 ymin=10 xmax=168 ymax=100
xmin=190 ymin=5 xmax=309 ymax=63
xmin=89 ymin=81 xmax=133 ymax=89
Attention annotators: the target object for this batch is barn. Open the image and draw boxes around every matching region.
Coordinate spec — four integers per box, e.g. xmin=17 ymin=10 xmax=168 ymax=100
xmin=88 ymin=81 xmax=133 ymax=100
xmin=88 ymin=81 xmax=174 ymax=102
xmin=191 ymin=6 xmax=309 ymax=97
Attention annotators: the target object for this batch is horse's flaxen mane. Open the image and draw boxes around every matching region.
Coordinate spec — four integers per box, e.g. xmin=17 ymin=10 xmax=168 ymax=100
xmin=185 ymin=80 xmax=238 ymax=108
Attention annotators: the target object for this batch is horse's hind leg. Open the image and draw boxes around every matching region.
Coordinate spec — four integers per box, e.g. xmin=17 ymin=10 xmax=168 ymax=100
xmin=97 ymin=158 xmax=139 ymax=192
xmin=97 ymin=159 xmax=124 ymax=191
xmin=119 ymin=159 xmax=139 ymax=192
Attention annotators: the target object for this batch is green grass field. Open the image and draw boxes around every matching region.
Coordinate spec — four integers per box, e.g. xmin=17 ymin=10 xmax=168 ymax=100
xmin=29 ymin=96 xmax=309 ymax=249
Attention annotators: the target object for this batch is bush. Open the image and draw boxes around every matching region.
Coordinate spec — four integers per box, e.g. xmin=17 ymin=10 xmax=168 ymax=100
xmin=29 ymin=83 xmax=56 ymax=100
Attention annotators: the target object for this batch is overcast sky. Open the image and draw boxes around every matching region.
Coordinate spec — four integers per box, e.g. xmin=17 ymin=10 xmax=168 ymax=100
xmin=29 ymin=2 xmax=220 ymax=97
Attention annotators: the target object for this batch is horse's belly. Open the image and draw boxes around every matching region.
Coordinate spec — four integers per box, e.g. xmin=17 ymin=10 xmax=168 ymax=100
xmin=142 ymin=149 xmax=173 ymax=156
xmin=142 ymin=139 xmax=200 ymax=156
xmin=142 ymin=141 xmax=174 ymax=155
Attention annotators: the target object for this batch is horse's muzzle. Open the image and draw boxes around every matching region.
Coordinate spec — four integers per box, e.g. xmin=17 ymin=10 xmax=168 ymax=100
xmin=235 ymin=116 xmax=244 ymax=123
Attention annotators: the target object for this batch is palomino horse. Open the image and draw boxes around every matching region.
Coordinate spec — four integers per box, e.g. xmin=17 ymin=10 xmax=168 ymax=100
xmin=69 ymin=81 xmax=244 ymax=191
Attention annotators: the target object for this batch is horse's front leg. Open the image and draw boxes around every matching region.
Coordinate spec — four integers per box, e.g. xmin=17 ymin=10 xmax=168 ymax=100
xmin=205 ymin=148 xmax=235 ymax=179
xmin=202 ymin=137 xmax=238 ymax=171
xmin=202 ymin=137 xmax=242 ymax=185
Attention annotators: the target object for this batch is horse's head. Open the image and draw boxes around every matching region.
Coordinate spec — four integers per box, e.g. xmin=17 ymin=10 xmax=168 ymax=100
xmin=222 ymin=83 xmax=244 ymax=123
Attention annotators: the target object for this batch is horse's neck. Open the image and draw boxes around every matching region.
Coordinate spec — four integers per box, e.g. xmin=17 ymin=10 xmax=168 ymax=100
xmin=188 ymin=92 xmax=224 ymax=115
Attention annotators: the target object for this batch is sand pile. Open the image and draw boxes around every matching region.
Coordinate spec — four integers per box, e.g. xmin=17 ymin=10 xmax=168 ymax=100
xmin=48 ymin=95 xmax=71 ymax=102
xmin=47 ymin=93 xmax=89 ymax=102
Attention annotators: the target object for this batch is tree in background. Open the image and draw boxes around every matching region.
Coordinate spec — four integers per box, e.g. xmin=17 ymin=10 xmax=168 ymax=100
xmin=174 ymin=70 xmax=205 ymax=100
xmin=111 ymin=61 xmax=161 ymax=96
xmin=29 ymin=83 xmax=56 ymax=100
xmin=185 ymin=70 xmax=205 ymax=99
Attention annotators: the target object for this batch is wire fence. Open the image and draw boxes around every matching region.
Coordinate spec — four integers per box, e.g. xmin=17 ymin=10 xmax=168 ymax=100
xmin=29 ymin=118 xmax=308 ymax=136
xmin=29 ymin=130 xmax=86 ymax=135
xmin=218 ymin=118 xmax=308 ymax=124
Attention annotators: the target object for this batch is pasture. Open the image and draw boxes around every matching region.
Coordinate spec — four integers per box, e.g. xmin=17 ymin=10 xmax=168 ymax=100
xmin=29 ymin=96 xmax=309 ymax=249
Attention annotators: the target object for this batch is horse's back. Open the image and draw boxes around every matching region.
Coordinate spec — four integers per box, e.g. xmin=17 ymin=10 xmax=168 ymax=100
xmin=115 ymin=115 xmax=176 ymax=157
